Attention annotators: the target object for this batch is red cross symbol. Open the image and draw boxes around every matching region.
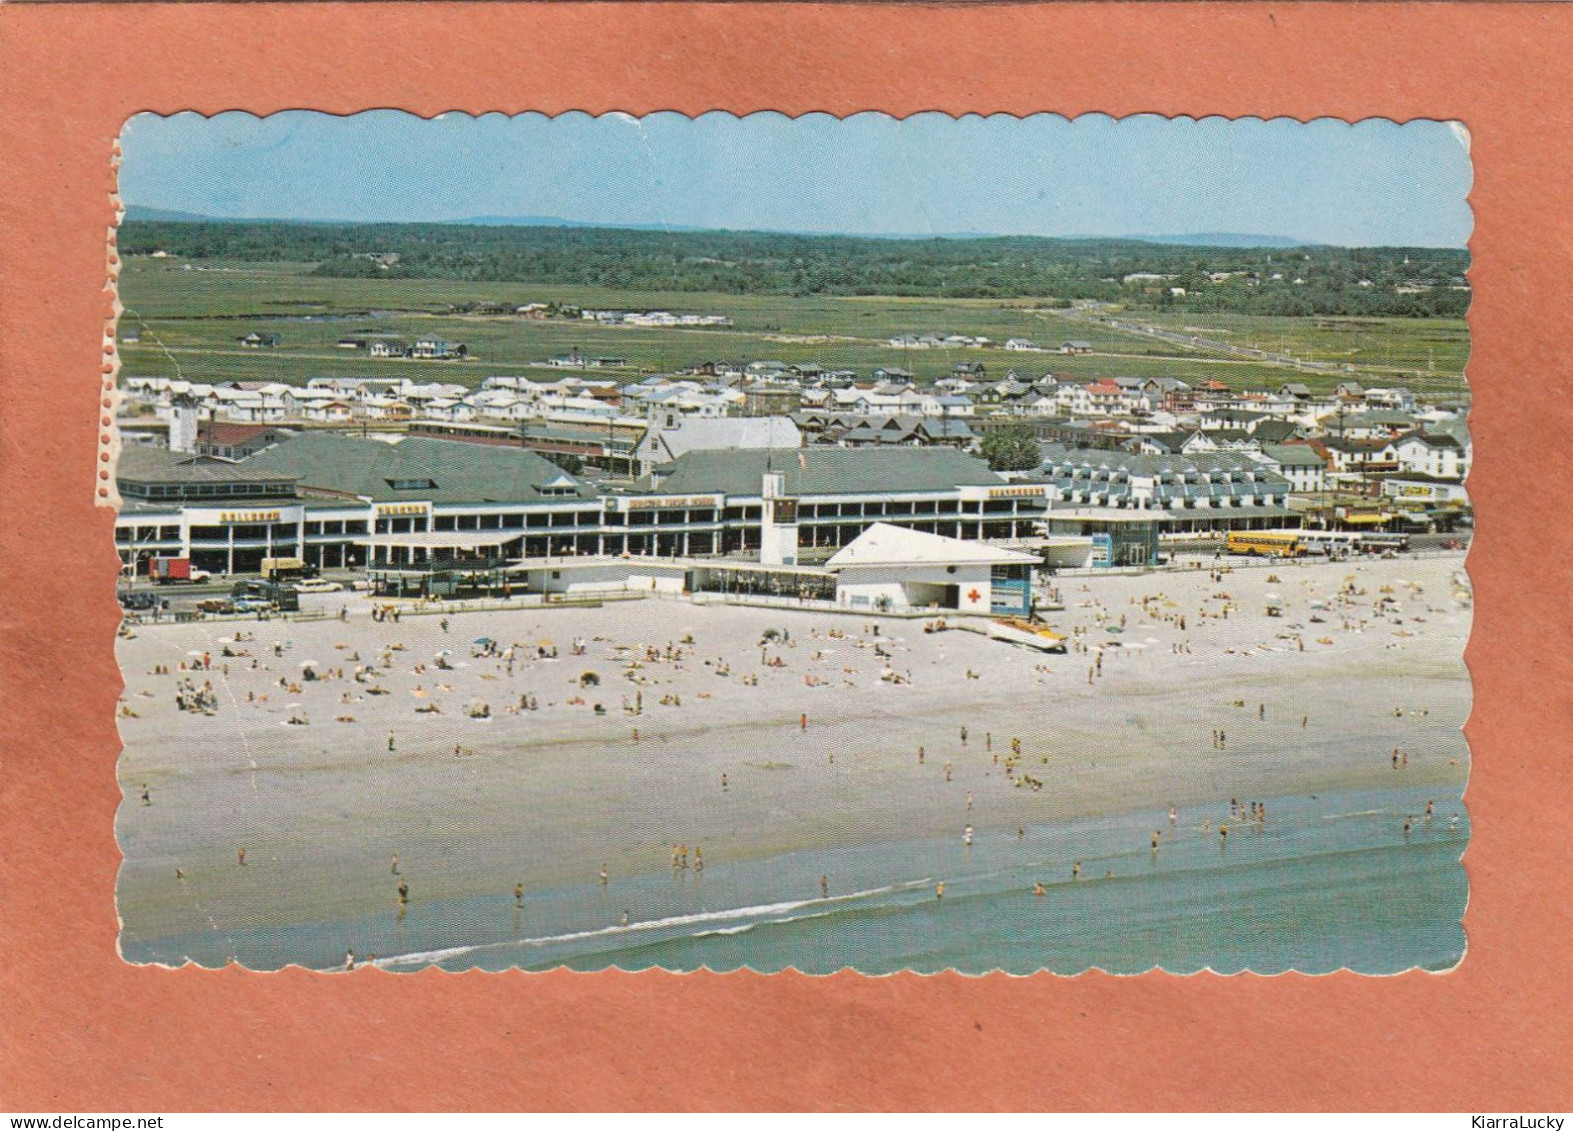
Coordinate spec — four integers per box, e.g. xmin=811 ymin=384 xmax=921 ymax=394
xmin=967 ymin=588 xmax=982 ymax=604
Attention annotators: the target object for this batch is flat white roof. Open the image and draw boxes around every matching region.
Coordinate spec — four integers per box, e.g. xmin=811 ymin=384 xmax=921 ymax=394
xmin=825 ymin=522 xmax=1038 ymax=571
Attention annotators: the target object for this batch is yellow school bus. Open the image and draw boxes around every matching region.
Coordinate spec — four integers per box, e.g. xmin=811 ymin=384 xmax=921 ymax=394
xmin=1226 ymin=530 xmax=1307 ymax=558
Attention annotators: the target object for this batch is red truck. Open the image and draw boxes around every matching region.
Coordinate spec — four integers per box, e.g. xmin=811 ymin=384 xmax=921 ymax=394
xmin=148 ymin=556 xmax=212 ymax=584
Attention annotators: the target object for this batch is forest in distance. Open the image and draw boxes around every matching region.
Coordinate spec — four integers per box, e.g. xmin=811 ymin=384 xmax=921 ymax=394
xmin=119 ymin=220 xmax=1471 ymax=318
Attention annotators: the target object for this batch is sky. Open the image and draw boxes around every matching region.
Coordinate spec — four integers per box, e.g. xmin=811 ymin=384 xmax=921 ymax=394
xmin=119 ymin=111 xmax=1473 ymax=248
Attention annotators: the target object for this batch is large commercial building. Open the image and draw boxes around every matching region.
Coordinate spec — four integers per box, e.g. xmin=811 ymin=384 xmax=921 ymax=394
xmin=1027 ymin=449 xmax=1301 ymax=535
xmin=114 ymin=434 xmax=1050 ymax=580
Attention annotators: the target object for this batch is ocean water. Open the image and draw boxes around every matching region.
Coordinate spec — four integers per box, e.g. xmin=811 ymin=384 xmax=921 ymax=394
xmin=122 ymin=782 xmax=1467 ymax=975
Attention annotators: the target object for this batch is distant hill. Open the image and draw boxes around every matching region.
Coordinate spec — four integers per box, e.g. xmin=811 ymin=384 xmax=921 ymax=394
xmin=123 ymin=205 xmax=227 ymax=223
xmin=124 ymin=208 xmax=1308 ymax=247
xmin=1138 ymin=232 xmax=1306 ymax=249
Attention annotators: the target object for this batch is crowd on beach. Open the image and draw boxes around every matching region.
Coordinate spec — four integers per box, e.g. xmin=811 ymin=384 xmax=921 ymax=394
xmin=116 ymin=554 xmax=1471 ymax=968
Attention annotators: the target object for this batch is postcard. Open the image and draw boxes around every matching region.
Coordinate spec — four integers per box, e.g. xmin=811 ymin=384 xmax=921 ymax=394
xmin=107 ymin=109 xmax=1474 ymax=977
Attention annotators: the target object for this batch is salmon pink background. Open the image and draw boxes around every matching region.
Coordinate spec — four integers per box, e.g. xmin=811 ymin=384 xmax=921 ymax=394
xmin=1 ymin=2 xmax=1570 ymax=1111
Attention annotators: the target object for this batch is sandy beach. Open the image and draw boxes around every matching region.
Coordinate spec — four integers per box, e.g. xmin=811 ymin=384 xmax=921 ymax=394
xmin=114 ymin=552 xmax=1472 ymax=962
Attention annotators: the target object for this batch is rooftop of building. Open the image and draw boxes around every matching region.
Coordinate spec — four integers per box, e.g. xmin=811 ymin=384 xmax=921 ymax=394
xmin=241 ymin=432 xmax=593 ymax=504
xmin=642 ymin=446 xmax=1005 ymax=498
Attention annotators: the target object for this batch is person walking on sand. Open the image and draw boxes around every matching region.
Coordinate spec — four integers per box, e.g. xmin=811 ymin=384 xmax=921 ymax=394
xmin=514 ymin=883 xmax=524 ymax=908
xmin=693 ymin=848 xmax=703 ymax=873
xmin=390 ymin=854 xmax=399 ymax=875
xmin=720 ymin=772 xmax=728 ymax=792
xmin=963 ymin=825 xmax=974 ymax=848
xmin=918 ymin=746 xmax=925 ymax=765
xmin=388 ymin=731 xmax=396 ymax=753
xmin=960 ymin=725 xmax=967 ymax=746
xmin=140 ymin=784 xmax=151 ymax=806
xmin=966 ymin=790 xmax=974 ymax=812
xmin=398 ymin=879 xmax=409 ymax=905
xmin=346 ymin=949 xmax=356 ymax=971
xmin=944 ymin=761 xmax=953 ymax=783
xmin=237 ymin=847 xmax=246 ymax=866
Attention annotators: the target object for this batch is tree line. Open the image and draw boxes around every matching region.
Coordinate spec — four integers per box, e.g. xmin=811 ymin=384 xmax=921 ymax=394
xmin=119 ymin=220 xmax=1471 ymax=316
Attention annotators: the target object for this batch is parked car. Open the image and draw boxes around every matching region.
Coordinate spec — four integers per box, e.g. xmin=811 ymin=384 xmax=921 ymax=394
xmin=231 ymin=596 xmax=272 ymax=614
xmin=295 ymin=578 xmax=343 ymax=593
xmin=196 ymin=598 xmax=236 ymax=614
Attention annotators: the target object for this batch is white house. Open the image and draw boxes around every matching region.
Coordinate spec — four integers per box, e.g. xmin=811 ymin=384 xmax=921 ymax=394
xmin=1252 ymin=443 xmax=1329 ymax=494
xmin=1394 ymin=431 xmax=1470 ymax=481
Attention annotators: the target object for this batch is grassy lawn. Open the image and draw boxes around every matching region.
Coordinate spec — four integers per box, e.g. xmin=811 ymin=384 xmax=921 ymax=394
xmin=116 ymin=257 xmax=1470 ymax=398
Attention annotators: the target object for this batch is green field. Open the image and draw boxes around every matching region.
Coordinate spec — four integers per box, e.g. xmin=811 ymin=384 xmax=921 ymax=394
xmin=117 ymin=258 xmax=1470 ymax=398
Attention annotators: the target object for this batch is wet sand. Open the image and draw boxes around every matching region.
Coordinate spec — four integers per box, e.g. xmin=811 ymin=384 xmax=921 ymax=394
xmin=114 ymin=553 xmax=1471 ymax=953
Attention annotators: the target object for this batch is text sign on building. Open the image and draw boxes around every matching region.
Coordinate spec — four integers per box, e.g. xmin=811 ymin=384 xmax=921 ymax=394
xmin=625 ymin=495 xmax=720 ymax=511
xmin=988 ymin=485 xmax=1047 ymax=499
xmin=219 ymin=510 xmax=283 ymax=524
xmin=375 ymin=503 xmax=431 ymax=518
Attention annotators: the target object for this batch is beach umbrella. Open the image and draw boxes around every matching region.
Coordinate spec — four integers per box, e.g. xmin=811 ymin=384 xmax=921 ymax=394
xmin=298 ymin=659 xmax=320 ymax=669
xmin=538 ymin=639 xmax=555 ymax=648
xmin=435 ymin=649 xmax=453 ymax=658
xmin=187 ymin=650 xmax=205 ymax=657
xmin=1105 ymin=626 xmax=1123 ymax=634
xmin=473 ymin=637 xmax=495 ymax=647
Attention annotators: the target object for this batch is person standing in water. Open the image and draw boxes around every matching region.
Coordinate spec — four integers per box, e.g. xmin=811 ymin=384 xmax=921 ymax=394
xmin=821 ymin=875 xmax=829 ymax=898
xmin=935 ymin=882 xmax=945 ymax=900
xmin=1072 ymin=861 xmax=1081 ymax=880
xmin=398 ymin=878 xmax=409 ymax=905
xmin=599 ymin=863 xmax=609 ymax=885
xmin=514 ymin=883 xmax=524 ymax=908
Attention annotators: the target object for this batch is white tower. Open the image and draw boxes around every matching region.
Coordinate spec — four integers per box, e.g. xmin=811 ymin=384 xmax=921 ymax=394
xmin=169 ymin=393 xmax=201 ymax=454
xmin=759 ymin=469 xmax=799 ymax=566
